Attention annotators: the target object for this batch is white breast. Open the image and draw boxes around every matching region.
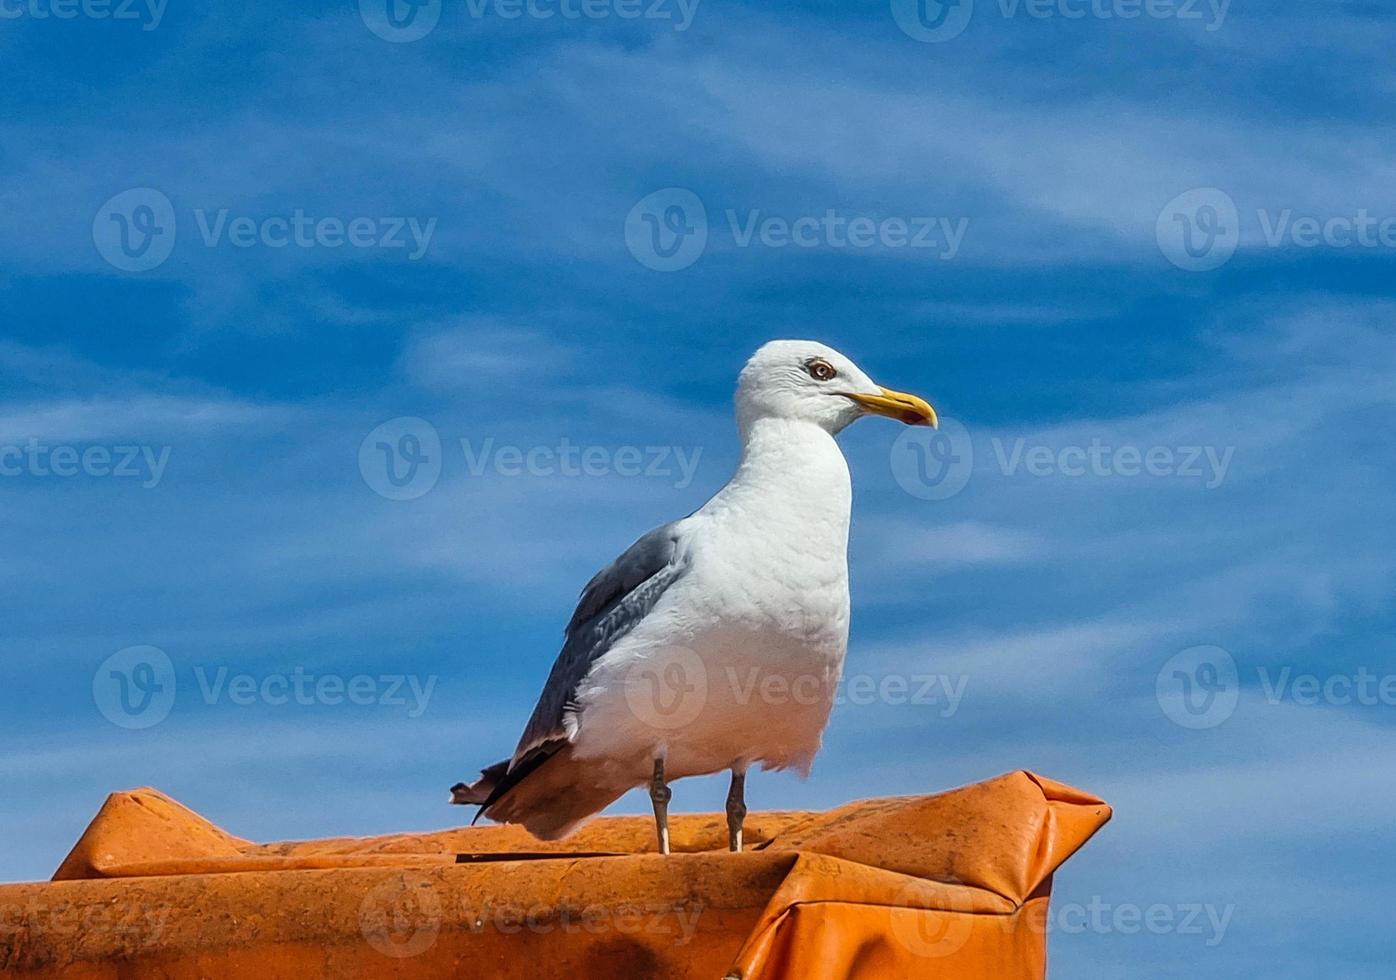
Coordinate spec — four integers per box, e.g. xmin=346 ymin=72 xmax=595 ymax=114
xmin=572 ymin=418 xmax=852 ymax=782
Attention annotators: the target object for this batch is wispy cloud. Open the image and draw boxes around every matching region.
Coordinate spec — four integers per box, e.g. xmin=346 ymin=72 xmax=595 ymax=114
xmin=0 ymin=395 xmax=292 ymax=443
xmin=400 ymin=322 xmax=579 ymax=390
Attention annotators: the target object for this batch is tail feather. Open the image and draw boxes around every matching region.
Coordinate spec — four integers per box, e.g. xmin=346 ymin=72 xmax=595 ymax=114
xmin=449 ymin=759 xmax=508 ymax=823
xmin=451 ymin=745 xmax=635 ymax=840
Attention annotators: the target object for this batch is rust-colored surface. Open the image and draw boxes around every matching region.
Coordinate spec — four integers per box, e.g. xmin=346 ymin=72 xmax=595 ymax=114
xmin=0 ymin=771 xmax=1110 ymax=979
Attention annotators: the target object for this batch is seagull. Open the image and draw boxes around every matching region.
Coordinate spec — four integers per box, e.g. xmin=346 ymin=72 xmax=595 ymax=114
xmin=452 ymin=340 xmax=937 ymax=854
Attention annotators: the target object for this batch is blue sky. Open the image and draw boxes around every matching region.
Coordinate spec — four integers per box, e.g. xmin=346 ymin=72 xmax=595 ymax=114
xmin=3 ymin=0 xmax=1395 ymax=975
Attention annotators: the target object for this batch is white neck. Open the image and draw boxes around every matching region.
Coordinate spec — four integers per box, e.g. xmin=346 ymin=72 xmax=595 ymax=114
xmin=702 ymin=417 xmax=853 ymax=534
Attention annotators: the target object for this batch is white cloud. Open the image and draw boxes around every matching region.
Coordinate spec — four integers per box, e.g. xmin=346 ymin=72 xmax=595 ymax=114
xmin=861 ymin=518 xmax=1047 ymax=568
xmin=0 ymin=395 xmax=293 ymax=443
xmin=399 ymin=322 xmax=577 ymax=391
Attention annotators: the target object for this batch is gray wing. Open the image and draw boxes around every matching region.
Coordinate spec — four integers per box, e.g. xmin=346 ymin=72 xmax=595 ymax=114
xmin=509 ymin=519 xmax=693 ymax=770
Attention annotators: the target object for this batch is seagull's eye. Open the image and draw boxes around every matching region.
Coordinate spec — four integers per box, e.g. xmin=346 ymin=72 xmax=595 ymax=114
xmin=807 ymin=359 xmax=837 ymax=382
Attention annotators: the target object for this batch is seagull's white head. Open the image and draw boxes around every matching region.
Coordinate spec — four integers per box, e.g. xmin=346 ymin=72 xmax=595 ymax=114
xmin=735 ymin=340 xmax=938 ymax=437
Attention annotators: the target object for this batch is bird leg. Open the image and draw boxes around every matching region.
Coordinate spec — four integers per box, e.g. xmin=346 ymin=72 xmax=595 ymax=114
xmin=726 ymin=768 xmax=747 ymax=853
xmin=650 ymin=757 xmax=672 ymax=855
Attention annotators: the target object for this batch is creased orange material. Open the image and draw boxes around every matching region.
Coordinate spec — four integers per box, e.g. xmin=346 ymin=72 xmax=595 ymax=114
xmin=0 ymin=771 xmax=1109 ymax=979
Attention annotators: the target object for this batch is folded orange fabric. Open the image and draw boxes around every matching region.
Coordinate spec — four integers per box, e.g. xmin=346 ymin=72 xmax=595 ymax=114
xmin=0 ymin=770 xmax=1109 ymax=979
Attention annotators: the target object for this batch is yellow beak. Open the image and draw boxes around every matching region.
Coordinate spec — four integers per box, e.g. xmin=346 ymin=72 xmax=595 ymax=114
xmin=847 ymin=387 xmax=939 ymax=428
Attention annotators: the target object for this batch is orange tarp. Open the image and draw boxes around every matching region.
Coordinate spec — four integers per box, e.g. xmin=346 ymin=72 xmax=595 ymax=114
xmin=0 ymin=770 xmax=1109 ymax=978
